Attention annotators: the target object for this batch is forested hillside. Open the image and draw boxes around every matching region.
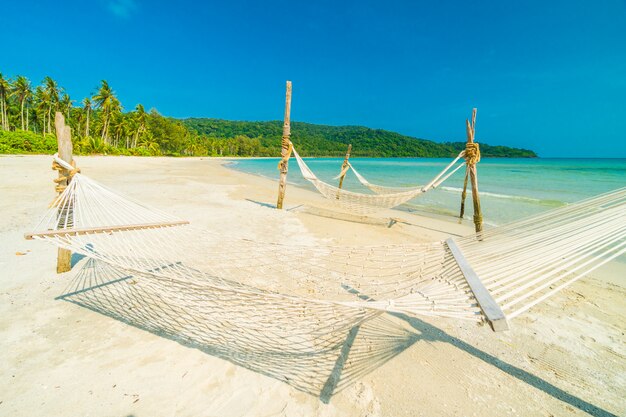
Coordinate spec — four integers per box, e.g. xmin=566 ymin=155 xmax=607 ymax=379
xmin=0 ymin=71 xmax=536 ymax=157
xmin=183 ymin=118 xmax=537 ymax=157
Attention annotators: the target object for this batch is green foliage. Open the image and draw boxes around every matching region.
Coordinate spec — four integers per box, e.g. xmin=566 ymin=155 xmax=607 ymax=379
xmin=0 ymin=72 xmax=537 ymax=158
xmin=0 ymin=130 xmax=56 ymax=154
xmin=184 ymin=118 xmax=538 ymax=158
xmin=445 ymin=142 xmax=536 ymax=158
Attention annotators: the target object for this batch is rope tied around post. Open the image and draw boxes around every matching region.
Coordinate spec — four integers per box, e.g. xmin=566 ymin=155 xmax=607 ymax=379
xmin=52 ymin=159 xmax=80 ymax=193
xmin=277 ymin=141 xmax=293 ymax=171
xmin=459 ymin=142 xmax=481 ymax=220
xmin=459 ymin=108 xmax=483 ymax=234
xmin=464 ymin=142 xmax=481 ymax=166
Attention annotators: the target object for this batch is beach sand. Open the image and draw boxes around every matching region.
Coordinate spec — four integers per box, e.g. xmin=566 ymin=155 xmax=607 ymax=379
xmin=1 ymin=155 xmax=624 ymax=417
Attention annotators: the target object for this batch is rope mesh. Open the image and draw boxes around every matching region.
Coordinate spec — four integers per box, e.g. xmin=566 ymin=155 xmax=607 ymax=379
xmin=292 ymin=147 xmax=466 ymax=213
xmin=30 ymin=169 xmax=626 ymax=322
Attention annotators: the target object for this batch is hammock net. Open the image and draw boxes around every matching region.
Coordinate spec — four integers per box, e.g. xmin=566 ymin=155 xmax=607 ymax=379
xmin=291 ymin=146 xmax=466 ymax=213
xmin=31 ymin=164 xmax=626 ymax=322
xmin=26 ymin=159 xmax=626 ymax=391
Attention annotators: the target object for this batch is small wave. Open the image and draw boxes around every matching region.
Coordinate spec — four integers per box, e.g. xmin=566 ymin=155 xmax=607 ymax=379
xmin=440 ymin=186 xmax=564 ymax=206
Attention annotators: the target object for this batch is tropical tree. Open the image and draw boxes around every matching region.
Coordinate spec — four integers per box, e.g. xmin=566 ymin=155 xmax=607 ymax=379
xmin=0 ymin=73 xmax=9 ymax=130
xmin=132 ymin=103 xmax=147 ymax=147
xmin=60 ymin=93 xmax=73 ymax=120
xmin=43 ymin=76 xmax=59 ymax=133
xmin=92 ymin=80 xmax=120 ymax=144
xmin=34 ymin=86 xmax=50 ymax=134
xmin=82 ymin=97 xmax=92 ymax=137
xmin=10 ymin=76 xmax=31 ymax=130
xmin=138 ymin=132 xmax=160 ymax=154
xmin=109 ymin=97 xmax=122 ymax=144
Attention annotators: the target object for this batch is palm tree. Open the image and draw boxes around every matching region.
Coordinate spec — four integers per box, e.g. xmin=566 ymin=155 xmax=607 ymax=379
xmin=74 ymin=108 xmax=84 ymax=140
xmin=82 ymin=97 xmax=92 ymax=137
xmin=34 ymin=86 xmax=50 ymax=134
xmin=43 ymin=76 xmax=59 ymax=133
xmin=10 ymin=76 xmax=31 ymax=130
xmin=109 ymin=97 xmax=122 ymax=145
xmin=111 ymin=113 xmax=130 ymax=147
xmin=132 ymin=104 xmax=147 ymax=147
xmin=60 ymin=93 xmax=73 ymax=120
xmin=92 ymin=80 xmax=120 ymax=144
xmin=0 ymin=73 xmax=9 ymax=130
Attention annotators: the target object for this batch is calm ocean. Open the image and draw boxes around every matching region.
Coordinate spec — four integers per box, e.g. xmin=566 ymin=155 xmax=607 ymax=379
xmin=227 ymin=158 xmax=626 ymax=226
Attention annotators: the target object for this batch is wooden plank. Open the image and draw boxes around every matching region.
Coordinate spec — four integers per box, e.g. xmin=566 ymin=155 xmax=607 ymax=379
xmin=445 ymin=238 xmax=509 ymax=332
xmin=25 ymin=220 xmax=190 ymax=240
xmin=54 ymin=112 xmax=73 ymax=273
xmin=276 ymin=81 xmax=293 ymax=209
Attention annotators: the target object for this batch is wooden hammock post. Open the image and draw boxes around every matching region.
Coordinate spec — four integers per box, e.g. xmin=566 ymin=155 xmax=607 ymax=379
xmin=460 ymin=108 xmax=483 ymax=234
xmin=276 ymin=81 xmax=292 ymax=209
xmin=337 ymin=144 xmax=352 ymax=190
xmin=54 ymin=112 xmax=74 ymax=273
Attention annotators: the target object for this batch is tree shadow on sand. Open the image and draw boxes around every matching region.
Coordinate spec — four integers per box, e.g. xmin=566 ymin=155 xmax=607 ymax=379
xmin=57 ymin=259 xmax=615 ymax=416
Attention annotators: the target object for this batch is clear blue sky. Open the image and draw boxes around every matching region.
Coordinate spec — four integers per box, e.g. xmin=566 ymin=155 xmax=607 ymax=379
xmin=2 ymin=0 xmax=625 ymax=157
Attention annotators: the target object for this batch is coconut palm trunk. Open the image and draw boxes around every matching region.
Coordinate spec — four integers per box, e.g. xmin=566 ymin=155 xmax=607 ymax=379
xmin=20 ymin=100 xmax=25 ymax=130
xmin=85 ymin=108 xmax=90 ymax=137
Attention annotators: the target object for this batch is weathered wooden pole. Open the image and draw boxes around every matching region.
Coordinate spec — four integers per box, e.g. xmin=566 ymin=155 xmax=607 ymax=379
xmin=337 ymin=144 xmax=352 ymax=190
xmin=276 ymin=81 xmax=292 ymax=209
xmin=54 ymin=112 xmax=73 ymax=273
xmin=459 ymin=108 xmax=483 ymax=233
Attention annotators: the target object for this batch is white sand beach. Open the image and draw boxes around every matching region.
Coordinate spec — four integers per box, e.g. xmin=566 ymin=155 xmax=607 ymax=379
xmin=1 ymin=155 xmax=624 ymax=417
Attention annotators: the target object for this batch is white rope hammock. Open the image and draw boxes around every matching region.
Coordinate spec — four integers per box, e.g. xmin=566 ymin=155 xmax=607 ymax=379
xmin=346 ymin=160 xmax=465 ymax=195
xmin=28 ymin=157 xmax=625 ymax=333
xmin=292 ymin=146 xmax=466 ymax=213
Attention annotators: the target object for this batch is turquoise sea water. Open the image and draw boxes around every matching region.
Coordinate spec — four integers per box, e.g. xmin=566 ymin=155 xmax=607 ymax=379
xmin=227 ymin=158 xmax=626 ymax=226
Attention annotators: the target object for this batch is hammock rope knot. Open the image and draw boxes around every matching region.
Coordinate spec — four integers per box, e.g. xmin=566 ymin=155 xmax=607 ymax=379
xmin=464 ymin=142 xmax=481 ymax=166
xmin=277 ymin=141 xmax=293 ymax=172
xmin=52 ymin=160 xmax=80 ymax=193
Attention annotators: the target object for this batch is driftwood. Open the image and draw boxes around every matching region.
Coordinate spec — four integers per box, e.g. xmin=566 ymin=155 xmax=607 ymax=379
xmin=276 ymin=81 xmax=292 ymax=209
xmin=338 ymin=144 xmax=352 ymax=190
xmin=459 ymin=108 xmax=483 ymax=233
xmin=54 ymin=112 xmax=73 ymax=273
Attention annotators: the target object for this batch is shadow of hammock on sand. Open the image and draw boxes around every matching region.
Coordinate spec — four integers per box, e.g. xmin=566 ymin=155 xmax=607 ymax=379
xmin=346 ymin=287 xmax=617 ymax=417
xmin=57 ymin=258 xmax=421 ymax=400
xmin=57 ymin=259 xmax=617 ymax=415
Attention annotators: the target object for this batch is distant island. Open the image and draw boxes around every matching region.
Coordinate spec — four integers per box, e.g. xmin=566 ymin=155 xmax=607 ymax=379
xmin=184 ymin=118 xmax=537 ymax=158
xmin=0 ymin=73 xmax=536 ymax=158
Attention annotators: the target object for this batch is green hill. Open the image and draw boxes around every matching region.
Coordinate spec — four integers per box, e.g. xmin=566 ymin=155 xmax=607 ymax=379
xmin=182 ymin=118 xmax=537 ymax=158
xmin=0 ymin=74 xmax=536 ymax=158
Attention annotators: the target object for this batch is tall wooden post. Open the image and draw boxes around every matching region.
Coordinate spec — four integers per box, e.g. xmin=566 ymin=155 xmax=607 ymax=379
xmin=463 ymin=108 xmax=483 ymax=233
xmin=54 ymin=112 xmax=73 ymax=273
xmin=276 ymin=81 xmax=292 ymax=209
xmin=337 ymin=144 xmax=352 ymax=190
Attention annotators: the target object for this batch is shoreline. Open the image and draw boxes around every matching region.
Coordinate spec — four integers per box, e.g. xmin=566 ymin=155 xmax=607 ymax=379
xmin=4 ymin=151 xmax=626 ymax=160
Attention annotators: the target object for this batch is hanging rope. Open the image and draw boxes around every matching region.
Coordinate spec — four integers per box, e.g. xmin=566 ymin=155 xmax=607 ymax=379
xmin=292 ymin=146 xmax=466 ymax=213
